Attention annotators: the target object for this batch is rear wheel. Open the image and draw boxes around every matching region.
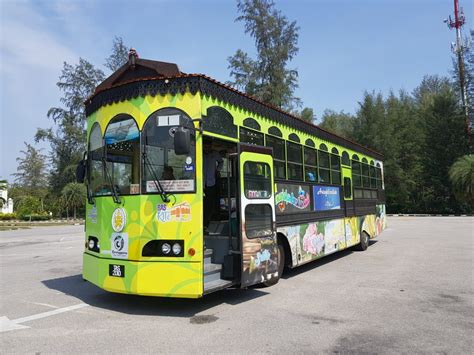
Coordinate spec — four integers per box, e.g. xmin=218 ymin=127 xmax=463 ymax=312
xmin=263 ymin=244 xmax=285 ymax=287
xmin=356 ymin=231 xmax=369 ymax=251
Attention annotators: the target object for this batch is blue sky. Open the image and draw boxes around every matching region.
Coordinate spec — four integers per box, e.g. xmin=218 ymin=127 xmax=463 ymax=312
xmin=0 ymin=0 xmax=472 ymax=181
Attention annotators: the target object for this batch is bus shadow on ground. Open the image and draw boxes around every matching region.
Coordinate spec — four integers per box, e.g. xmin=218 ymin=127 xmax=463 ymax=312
xmin=42 ymin=275 xmax=268 ymax=318
xmin=42 ymin=240 xmax=378 ymax=317
xmin=282 ymin=240 xmax=378 ymax=279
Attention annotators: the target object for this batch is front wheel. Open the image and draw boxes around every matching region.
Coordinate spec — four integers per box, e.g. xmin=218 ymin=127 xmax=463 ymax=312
xmin=355 ymin=231 xmax=369 ymax=251
xmin=263 ymin=244 xmax=285 ymax=287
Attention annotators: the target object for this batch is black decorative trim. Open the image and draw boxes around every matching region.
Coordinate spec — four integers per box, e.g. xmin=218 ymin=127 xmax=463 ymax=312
xmin=85 ymin=75 xmax=383 ymax=160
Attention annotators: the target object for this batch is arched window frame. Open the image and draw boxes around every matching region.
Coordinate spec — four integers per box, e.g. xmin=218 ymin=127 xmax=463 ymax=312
xmin=101 ymin=114 xmax=140 ymax=196
xmin=341 ymin=151 xmax=350 ymax=166
xmin=243 ymin=117 xmax=261 ymax=131
xmin=204 ymin=106 xmax=237 ymax=138
xmin=141 ymin=107 xmax=196 ymax=194
xmin=265 ymin=128 xmax=286 ymax=179
xmin=288 ymin=133 xmax=300 ymax=143
xmin=305 ymin=138 xmax=315 ymax=147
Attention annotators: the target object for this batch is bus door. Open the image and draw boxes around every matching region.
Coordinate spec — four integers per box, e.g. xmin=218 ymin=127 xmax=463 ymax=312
xmin=342 ymin=166 xmax=355 ymax=246
xmin=342 ymin=166 xmax=353 ymax=214
xmin=238 ymin=144 xmax=279 ymax=287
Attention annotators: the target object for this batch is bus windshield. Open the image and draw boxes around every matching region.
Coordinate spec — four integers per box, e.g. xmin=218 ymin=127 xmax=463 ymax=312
xmin=90 ymin=115 xmax=140 ymax=196
xmin=141 ymin=108 xmax=196 ymax=194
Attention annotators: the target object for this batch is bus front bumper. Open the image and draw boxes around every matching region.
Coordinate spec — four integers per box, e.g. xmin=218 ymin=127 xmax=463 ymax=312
xmin=83 ymin=253 xmax=203 ymax=298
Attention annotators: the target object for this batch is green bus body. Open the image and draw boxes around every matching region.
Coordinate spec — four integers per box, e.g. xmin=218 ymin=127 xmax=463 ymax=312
xmin=81 ymin=57 xmax=386 ymax=298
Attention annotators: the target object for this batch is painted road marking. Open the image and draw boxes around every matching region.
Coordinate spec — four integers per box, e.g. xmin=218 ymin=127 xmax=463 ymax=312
xmin=0 ymin=303 xmax=88 ymax=333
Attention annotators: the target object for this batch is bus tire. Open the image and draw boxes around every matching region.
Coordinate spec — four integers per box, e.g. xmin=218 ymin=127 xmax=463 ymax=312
xmin=263 ymin=243 xmax=285 ymax=287
xmin=356 ymin=231 xmax=369 ymax=251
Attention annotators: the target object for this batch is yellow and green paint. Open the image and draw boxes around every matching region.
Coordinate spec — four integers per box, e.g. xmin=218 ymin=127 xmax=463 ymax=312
xmin=84 ymin=77 xmax=386 ymax=298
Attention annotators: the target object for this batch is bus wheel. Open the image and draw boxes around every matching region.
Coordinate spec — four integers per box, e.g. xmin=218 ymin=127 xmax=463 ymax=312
xmin=356 ymin=231 xmax=369 ymax=251
xmin=263 ymin=244 xmax=285 ymax=287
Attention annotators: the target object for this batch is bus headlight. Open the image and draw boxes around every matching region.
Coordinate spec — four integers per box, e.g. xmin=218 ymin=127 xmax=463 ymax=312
xmin=161 ymin=243 xmax=171 ymax=254
xmin=88 ymin=239 xmax=95 ymax=249
xmin=172 ymin=243 xmax=182 ymax=255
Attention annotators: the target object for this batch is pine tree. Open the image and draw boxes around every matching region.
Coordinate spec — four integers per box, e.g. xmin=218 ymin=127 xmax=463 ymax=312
xmin=319 ymin=110 xmax=355 ymax=140
xmin=36 ymin=59 xmax=105 ymax=193
xmin=105 ymin=36 xmax=129 ymax=72
xmin=13 ymin=143 xmax=48 ymax=191
xmin=299 ymin=107 xmax=315 ymax=123
xmin=421 ymin=89 xmax=469 ymax=213
xmin=227 ymin=0 xmax=300 ymax=111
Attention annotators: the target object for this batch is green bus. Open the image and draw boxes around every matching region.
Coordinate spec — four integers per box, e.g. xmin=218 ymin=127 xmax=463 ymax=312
xmin=77 ymin=51 xmax=386 ymax=298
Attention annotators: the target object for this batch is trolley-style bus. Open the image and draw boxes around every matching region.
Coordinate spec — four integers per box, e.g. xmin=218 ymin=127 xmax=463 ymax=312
xmin=77 ymin=52 xmax=386 ymax=298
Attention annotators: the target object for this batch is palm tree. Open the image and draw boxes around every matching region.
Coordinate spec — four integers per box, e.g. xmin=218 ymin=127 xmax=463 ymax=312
xmin=449 ymin=155 xmax=474 ymax=207
xmin=61 ymin=183 xmax=86 ymax=219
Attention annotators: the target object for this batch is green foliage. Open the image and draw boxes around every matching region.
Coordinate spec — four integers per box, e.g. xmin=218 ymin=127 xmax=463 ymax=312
xmin=319 ymin=110 xmax=355 ymax=140
xmin=61 ymin=182 xmax=86 ymax=219
xmin=105 ymin=36 xmax=129 ymax=72
xmin=0 ymin=213 xmax=16 ymax=220
xmin=228 ymin=0 xmax=300 ymax=111
xmin=420 ymin=89 xmax=468 ymax=213
xmin=299 ymin=107 xmax=315 ymax=123
xmin=449 ymin=155 xmax=474 ymax=206
xmin=13 ymin=142 xmax=48 ymax=191
xmin=14 ymin=195 xmax=42 ymax=217
xmin=19 ymin=214 xmax=52 ymax=221
xmin=316 ymin=75 xmax=470 ymax=214
xmin=36 ymin=58 xmax=105 ymax=195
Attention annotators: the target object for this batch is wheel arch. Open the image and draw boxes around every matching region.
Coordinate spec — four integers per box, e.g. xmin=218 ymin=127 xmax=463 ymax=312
xmin=277 ymin=232 xmax=293 ymax=268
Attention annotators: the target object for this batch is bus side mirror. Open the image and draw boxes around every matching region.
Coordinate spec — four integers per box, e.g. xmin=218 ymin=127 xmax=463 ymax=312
xmin=76 ymin=160 xmax=87 ymax=183
xmin=174 ymin=127 xmax=191 ymax=155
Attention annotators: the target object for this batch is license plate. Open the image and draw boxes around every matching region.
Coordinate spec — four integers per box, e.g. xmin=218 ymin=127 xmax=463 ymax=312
xmin=109 ymin=264 xmax=125 ymax=278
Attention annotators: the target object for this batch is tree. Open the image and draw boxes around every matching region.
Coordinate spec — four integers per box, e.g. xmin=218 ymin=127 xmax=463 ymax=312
xmin=36 ymin=58 xmax=105 ymax=194
xmin=105 ymin=36 xmax=130 ymax=72
xmin=13 ymin=143 xmax=48 ymax=192
xmin=319 ymin=109 xmax=355 ymax=139
xmin=61 ymin=182 xmax=86 ymax=219
xmin=421 ymin=89 xmax=468 ymax=213
xmin=15 ymin=195 xmax=42 ymax=218
xmin=299 ymin=107 xmax=315 ymax=123
xmin=449 ymin=154 xmax=474 ymax=207
xmin=227 ymin=0 xmax=300 ymax=111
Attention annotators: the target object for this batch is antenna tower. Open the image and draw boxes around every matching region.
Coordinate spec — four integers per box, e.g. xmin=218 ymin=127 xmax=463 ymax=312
xmin=445 ymin=0 xmax=471 ymax=144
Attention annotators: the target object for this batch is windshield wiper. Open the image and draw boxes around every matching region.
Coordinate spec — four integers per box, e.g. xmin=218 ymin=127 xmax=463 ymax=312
xmin=101 ymin=157 xmax=121 ymax=204
xmin=142 ymin=151 xmax=170 ymax=203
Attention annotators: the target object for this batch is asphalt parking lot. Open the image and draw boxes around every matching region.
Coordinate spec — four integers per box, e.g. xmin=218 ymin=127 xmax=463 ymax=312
xmin=1 ymin=217 xmax=472 ymax=353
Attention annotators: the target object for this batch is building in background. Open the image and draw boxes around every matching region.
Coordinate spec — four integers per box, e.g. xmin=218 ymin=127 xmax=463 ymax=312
xmin=0 ymin=182 xmax=14 ymax=214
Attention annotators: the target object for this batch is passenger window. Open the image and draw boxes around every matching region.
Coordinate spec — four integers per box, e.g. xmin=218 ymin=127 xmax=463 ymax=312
xmin=343 ymin=177 xmax=352 ymax=198
xmin=244 ymin=162 xmax=271 ymax=199
xmin=245 ymin=204 xmax=273 ymax=238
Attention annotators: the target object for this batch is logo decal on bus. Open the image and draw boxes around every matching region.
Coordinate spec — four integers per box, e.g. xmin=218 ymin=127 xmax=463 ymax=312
xmin=111 ymin=208 xmax=127 ymax=232
xmin=156 ymin=202 xmax=191 ymax=223
xmin=111 ymin=233 xmax=128 ymax=259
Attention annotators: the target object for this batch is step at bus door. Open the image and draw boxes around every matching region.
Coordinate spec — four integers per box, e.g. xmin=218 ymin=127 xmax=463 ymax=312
xmin=238 ymin=144 xmax=278 ymax=287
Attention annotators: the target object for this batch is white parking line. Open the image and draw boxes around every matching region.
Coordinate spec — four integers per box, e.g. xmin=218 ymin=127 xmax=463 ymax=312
xmin=0 ymin=303 xmax=88 ymax=333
